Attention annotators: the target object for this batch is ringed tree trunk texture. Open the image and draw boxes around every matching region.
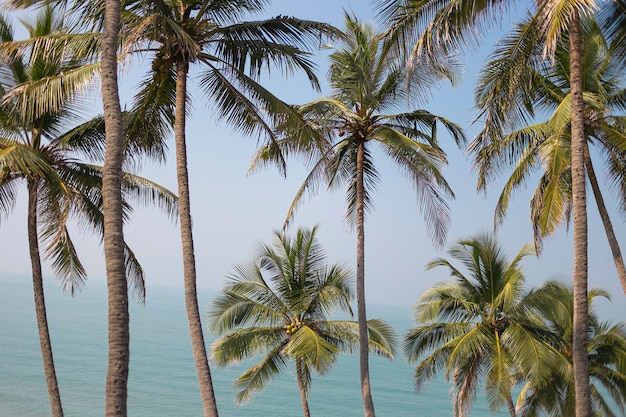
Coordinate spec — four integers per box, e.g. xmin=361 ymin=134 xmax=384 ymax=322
xmin=355 ymin=139 xmax=375 ymax=417
xmin=568 ymin=11 xmax=592 ymax=417
xmin=174 ymin=61 xmax=219 ymax=417
xmin=101 ymin=1 xmax=130 ymax=415
xmin=27 ymin=179 xmax=64 ymax=417
xmin=584 ymin=144 xmax=626 ymax=295
xmin=296 ymin=360 xmax=311 ymax=417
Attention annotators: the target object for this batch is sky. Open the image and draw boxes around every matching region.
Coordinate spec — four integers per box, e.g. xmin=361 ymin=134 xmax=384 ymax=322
xmin=1 ymin=0 xmax=625 ymax=319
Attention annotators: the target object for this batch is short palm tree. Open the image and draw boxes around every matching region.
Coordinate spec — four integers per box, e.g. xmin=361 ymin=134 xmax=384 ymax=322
xmin=250 ymin=12 xmax=464 ymax=417
xmin=208 ymin=226 xmax=396 ymax=417
xmin=470 ymin=16 xmax=626 ymax=295
xmin=517 ymin=281 xmax=626 ymax=417
xmin=404 ymin=233 xmax=556 ymax=417
xmin=0 ymin=8 xmax=176 ymax=417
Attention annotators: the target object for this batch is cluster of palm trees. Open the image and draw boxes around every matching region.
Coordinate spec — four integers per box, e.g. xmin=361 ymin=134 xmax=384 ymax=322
xmin=207 ymin=229 xmax=626 ymax=417
xmin=1 ymin=1 xmax=626 ymax=417
xmin=406 ymin=233 xmax=626 ymax=417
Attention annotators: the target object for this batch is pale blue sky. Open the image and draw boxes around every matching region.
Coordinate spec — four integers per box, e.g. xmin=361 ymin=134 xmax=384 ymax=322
xmin=1 ymin=0 xmax=624 ymax=319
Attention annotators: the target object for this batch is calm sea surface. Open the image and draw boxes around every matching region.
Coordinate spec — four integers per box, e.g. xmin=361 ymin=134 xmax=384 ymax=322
xmin=0 ymin=275 xmax=506 ymax=417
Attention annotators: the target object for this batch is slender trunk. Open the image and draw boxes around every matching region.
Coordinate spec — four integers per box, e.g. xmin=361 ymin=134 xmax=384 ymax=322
xmin=506 ymin=393 xmax=516 ymax=417
xmin=584 ymin=145 xmax=626 ymax=295
xmin=27 ymin=180 xmax=64 ymax=417
xmin=101 ymin=1 xmax=130 ymax=415
xmin=569 ymin=11 xmax=591 ymax=417
xmin=174 ymin=61 xmax=219 ymax=417
xmin=355 ymin=140 xmax=375 ymax=417
xmin=296 ymin=360 xmax=311 ymax=417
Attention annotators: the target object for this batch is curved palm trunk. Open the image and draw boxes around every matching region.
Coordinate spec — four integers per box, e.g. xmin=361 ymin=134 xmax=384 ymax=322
xmin=101 ymin=1 xmax=130 ymax=415
xmin=174 ymin=61 xmax=219 ymax=417
xmin=569 ymin=11 xmax=591 ymax=417
xmin=584 ymin=145 xmax=626 ymax=295
xmin=27 ymin=180 xmax=64 ymax=417
xmin=355 ymin=140 xmax=375 ymax=417
xmin=296 ymin=360 xmax=311 ymax=417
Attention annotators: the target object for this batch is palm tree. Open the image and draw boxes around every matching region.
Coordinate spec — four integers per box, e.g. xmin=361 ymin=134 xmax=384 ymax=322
xmin=375 ymin=2 xmax=600 ymax=415
xmin=0 ymin=8 xmax=176 ymax=417
xmin=98 ymin=0 xmax=129 ymax=414
xmin=403 ymin=232 xmax=556 ymax=417
xmin=250 ymin=13 xmax=464 ymax=417
xmin=208 ymin=226 xmax=396 ymax=417
xmin=470 ymin=16 xmax=626 ymax=294
xmin=94 ymin=3 xmax=341 ymax=415
xmin=517 ymin=281 xmax=626 ymax=417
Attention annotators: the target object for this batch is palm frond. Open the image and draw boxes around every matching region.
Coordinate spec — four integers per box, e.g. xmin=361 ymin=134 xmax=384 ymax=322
xmin=0 ymin=140 xmax=58 ymax=179
xmin=120 ymin=171 xmax=178 ymax=221
xmin=377 ymin=126 xmax=453 ymax=247
xmin=214 ymin=17 xmax=338 ymax=85
xmin=124 ymin=243 xmax=146 ymax=304
xmin=284 ymin=325 xmax=339 ymax=373
xmin=339 ymin=141 xmax=380 ymax=228
xmin=0 ymin=174 xmax=19 ymax=221
xmin=211 ymin=326 xmax=286 ymax=364
xmin=232 ymin=344 xmax=288 ymax=404
xmin=365 ymin=318 xmax=397 ymax=357
xmin=2 ymin=61 xmax=100 ymax=123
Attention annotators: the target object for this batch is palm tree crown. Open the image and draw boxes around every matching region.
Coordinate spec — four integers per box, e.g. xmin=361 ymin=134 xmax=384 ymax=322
xmin=253 ymin=12 xmax=465 ymax=242
xmin=114 ymin=0 xmax=340 ymax=144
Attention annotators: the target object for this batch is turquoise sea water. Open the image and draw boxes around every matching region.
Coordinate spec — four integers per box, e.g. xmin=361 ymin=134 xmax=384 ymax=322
xmin=0 ymin=276 xmax=506 ymax=417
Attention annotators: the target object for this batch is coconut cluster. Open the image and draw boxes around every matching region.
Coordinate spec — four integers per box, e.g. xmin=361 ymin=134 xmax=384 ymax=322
xmin=152 ymin=55 xmax=170 ymax=82
xmin=284 ymin=318 xmax=302 ymax=335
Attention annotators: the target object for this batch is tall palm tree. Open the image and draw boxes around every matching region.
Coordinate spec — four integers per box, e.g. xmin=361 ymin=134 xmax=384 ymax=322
xmin=403 ymin=232 xmax=556 ymax=417
xmin=375 ymin=2 xmax=600 ymax=415
xmin=99 ymin=0 xmax=129 ymax=414
xmin=517 ymin=281 xmax=626 ymax=417
xmin=107 ymin=3 xmax=339 ymax=415
xmin=208 ymin=226 xmax=396 ymax=417
xmin=250 ymin=13 xmax=465 ymax=417
xmin=0 ymin=7 xmax=176 ymax=417
xmin=470 ymin=16 xmax=626 ymax=294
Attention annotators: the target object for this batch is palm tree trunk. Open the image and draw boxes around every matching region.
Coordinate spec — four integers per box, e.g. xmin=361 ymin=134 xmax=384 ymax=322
xmin=101 ymin=1 xmax=130 ymax=415
xmin=174 ymin=61 xmax=219 ymax=417
xmin=296 ymin=360 xmax=311 ymax=417
xmin=355 ymin=140 xmax=375 ymax=417
xmin=568 ymin=10 xmax=591 ymax=417
xmin=506 ymin=393 xmax=516 ymax=417
xmin=27 ymin=179 xmax=64 ymax=417
xmin=584 ymin=144 xmax=626 ymax=295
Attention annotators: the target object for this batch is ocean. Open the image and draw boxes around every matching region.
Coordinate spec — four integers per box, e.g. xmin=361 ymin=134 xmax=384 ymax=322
xmin=0 ymin=275 xmax=506 ymax=417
